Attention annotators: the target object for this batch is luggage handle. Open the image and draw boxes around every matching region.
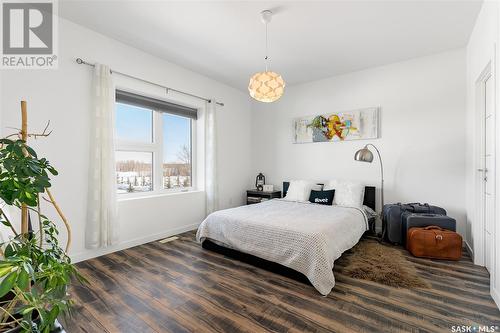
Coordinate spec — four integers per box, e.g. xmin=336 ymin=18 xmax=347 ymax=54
xmin=409 ymin=203 xmax=431 ymax=213
xmin=423 ymin=226 xmax=445 ymax=231
xmin=421 ymin=226 xmax=446 ymax=241
xmin=395 ymin=202 xmax=430 ymax=205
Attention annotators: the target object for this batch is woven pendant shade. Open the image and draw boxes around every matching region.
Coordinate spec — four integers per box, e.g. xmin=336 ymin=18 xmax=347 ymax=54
xmin=248 ymin=71 xmax=285 ymax=103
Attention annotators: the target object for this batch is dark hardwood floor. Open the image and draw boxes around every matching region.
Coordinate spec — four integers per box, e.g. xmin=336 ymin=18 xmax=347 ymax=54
xmin=61 ymin=231 xmax=500 ymax=333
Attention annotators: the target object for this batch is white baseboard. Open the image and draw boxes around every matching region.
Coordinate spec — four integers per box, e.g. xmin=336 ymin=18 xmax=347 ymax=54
xmin=464 ymin=240 xmax=474 ymax=261
xmin=70 ymin=223 xmax=200 ymax=263
xmin=492 ymin=286 xmax=500 ymax=310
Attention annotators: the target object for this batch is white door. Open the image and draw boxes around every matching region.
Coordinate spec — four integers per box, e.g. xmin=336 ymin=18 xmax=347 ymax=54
xmin=483 ymin=74 xmax=495 ymax=273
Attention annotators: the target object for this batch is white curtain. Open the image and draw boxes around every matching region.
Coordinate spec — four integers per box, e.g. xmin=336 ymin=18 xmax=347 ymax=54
xmin=205 ymin=100 xmax=218 ymax=215
xmin=86 ymin=64 xmax=119 ymax=248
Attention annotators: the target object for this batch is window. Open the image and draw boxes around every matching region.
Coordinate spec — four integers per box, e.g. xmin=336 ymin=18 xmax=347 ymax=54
xmin=116 ymin=103 xmax=153 ymax=143
xmin=115 ymin=90 xmax=197 ymax=195
xmin=116 ymin=151 xmax=153 ymax=193
xmin=163 ymin=113 xmax=192 ymax=189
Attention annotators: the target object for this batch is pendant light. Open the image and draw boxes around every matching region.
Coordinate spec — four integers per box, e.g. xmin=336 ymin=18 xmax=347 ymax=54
xmin=248 ymin=10 xmax=285 ymax=103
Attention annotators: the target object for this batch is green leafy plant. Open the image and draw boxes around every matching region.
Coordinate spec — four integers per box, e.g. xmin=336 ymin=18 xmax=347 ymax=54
xmin=0 ymin=139 xmax=57 ymax=208
xmin=0 ymin=106 xmax=83 ymax=333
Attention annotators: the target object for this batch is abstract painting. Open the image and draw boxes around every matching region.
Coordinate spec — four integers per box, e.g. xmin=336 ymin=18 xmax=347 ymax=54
xmin=293 ymin=107 xmax=379 ymax=143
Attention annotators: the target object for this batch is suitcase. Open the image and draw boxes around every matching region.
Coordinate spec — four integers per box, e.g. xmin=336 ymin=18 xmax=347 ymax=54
xmin=402 ymin=213 xmax=456 ymax=246
xmin=407 ymin=226 xmax=462 ymax=260
xmin=382 ymin=203 xmax=446 ymax=244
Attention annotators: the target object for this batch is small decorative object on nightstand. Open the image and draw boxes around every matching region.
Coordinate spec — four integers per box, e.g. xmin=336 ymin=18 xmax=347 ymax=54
xmin=255 ymin=173 xmax=266 ymax=191
xmin=247 ymin=189 xmax=281 ymax=205
xmin=263 ymin=184 xmax=274 ymax=192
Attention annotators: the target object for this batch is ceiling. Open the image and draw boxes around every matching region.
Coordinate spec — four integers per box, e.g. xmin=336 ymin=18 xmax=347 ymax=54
xmin=59 ymin=0 xmax=482 ymax=91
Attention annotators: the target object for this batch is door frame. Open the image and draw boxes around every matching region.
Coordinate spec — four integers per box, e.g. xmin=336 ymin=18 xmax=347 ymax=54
xmin=474 ymin=59 xmax=495 ymax=269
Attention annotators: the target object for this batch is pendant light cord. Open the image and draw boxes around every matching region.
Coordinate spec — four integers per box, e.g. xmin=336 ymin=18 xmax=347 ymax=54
xmin=265 ymin=20 xmax=269 ymax=72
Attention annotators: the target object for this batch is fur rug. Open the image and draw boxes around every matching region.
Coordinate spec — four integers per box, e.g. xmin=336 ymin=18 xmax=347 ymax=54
xmin=335 ymin=239 xmax=430 ymax=289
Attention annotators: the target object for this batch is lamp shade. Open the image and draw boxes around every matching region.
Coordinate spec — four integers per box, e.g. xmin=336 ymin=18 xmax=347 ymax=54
xmin=354 ymin=147 xmax=374 ymax=163
xmin=248 ymin=71 xmax=285 ymax=103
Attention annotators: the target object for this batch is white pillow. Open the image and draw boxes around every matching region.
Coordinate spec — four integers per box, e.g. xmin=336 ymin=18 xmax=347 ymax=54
xmin=284 ymin=180 xmax=321 ymax=202
xmin=324 ymin=179 xmax=365 ymax=208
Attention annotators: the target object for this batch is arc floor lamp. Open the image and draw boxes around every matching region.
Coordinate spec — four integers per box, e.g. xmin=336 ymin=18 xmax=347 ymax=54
xmin=354 ymin=144 xmax=384 ymax=213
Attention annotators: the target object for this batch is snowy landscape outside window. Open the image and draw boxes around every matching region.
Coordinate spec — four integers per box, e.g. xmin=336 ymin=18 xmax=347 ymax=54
xmin=162 ymin=113 xmax=192 ymax=189
xmin=116 ymin=151 xmax=153 ymax=193
xmin=115 ymin=103 xmax=154 ymax=193
xmin=115 ymin=91 xmax=195 ymax=195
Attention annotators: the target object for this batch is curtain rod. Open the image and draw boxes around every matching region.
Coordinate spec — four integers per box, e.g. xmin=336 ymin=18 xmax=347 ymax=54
xmin=75 ymin=58 xmax=224 ymax=107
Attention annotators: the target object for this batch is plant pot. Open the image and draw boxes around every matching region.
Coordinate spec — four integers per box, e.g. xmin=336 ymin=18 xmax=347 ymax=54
xmin=1 ymin=293 xmax=66 ymax=333
xmin=3 ymin=319 xmax=65 ymax=333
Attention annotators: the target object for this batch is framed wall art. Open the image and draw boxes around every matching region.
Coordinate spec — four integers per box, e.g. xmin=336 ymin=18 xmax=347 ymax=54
xmin=293 ymin=107 xmax=380 ymax=143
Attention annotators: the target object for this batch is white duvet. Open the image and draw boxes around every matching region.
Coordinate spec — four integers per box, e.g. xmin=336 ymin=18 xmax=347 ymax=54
xmin=196 ymin=199 xmax=368 ymax=295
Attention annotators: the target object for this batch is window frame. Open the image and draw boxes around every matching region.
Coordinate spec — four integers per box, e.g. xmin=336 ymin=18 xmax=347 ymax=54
xmin=115 ymin=97 xmax=196 ymax=198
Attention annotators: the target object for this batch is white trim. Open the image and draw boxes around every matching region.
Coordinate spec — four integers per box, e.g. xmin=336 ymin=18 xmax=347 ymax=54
xmin=465 ymin=240 xmax=474 ymax=259
xmin=118 ymin=189 xmax=204 ymax=202
xmin=473 ymin=60 xmax=494 ymax=266
xmin=492 ymin=286 xmax=500 ymax=310
xmin=494 ymin=39 xmax=500 ymax=298
xmin=153 ymin=110 xmax=163 ymax=192
xmin=70 ymin=223 xmax=200 ymax=263
xmin=191 ymin=118 xmax=198 ymax=189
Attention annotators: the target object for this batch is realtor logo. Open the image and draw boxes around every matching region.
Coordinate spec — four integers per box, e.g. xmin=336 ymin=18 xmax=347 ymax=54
xmin=1 ymin=0 xmax=58 ymax=68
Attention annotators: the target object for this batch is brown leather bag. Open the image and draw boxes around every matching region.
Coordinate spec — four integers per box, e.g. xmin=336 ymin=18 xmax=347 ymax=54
xmin=407 ymin=226 xmax=462 ymax=260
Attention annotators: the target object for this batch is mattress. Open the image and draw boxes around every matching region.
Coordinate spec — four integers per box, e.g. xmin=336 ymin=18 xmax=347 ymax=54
xmin=196 ymin=199 xmax=368 ymax=295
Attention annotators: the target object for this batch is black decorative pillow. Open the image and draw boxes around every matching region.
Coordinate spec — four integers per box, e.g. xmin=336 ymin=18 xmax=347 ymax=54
xmin=309 ymin=190 xmax=335 ymax=205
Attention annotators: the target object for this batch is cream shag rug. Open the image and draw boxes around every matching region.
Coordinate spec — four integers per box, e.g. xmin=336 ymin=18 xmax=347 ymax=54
xmin=335 ymin=239 xmax=430 ymax=289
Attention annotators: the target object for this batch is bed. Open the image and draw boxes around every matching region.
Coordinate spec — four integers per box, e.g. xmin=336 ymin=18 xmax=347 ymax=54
xmin=196 ymin=182 xmax=376 ymax=295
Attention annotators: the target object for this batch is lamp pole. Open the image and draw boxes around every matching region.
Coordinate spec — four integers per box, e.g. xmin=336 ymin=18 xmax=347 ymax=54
xmin=365 ymin=144 xmax=384 ymax=212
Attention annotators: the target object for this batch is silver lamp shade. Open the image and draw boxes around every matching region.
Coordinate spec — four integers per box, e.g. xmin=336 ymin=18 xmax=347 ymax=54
xmin=354 ymin=146 xmax=374 ymax=163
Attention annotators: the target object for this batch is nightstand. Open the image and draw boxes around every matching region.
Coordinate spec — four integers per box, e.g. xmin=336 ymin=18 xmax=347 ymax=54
xmin=368 ymin=217 xmax=376 ymax=235
xmin=246 ymin=189 xmax=281 ymax=205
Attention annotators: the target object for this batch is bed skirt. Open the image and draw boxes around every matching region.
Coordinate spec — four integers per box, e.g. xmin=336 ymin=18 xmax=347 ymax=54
xmin=201 ymin=240 xmax=311 ymax=285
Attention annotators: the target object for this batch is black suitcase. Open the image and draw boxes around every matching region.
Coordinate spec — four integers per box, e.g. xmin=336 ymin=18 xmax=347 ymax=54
xmin=382 ymin=203 xmax=446 ymax=244
xmin=402 ymin=213 xmax=456 ymax=246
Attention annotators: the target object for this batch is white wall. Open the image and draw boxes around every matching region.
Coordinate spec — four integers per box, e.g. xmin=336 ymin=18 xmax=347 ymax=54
xmin=0 ymin=18 xmax=253 ymax=262
xmin=251 ymin=49 xmax=467 ymax=236
xmin=0 ymin=9 xmax=492 ymax=307
xmin=465 ymin=0 xmax=500 ymax=309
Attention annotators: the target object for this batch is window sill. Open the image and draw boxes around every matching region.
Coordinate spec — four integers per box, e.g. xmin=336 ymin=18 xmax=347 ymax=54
xmin=118 ymin=189 xmax=204 ymax=202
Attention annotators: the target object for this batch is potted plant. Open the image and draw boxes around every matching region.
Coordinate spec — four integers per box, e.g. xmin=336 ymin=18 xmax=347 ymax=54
xmin=0 ymin=102 xmax=83 ymax=332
